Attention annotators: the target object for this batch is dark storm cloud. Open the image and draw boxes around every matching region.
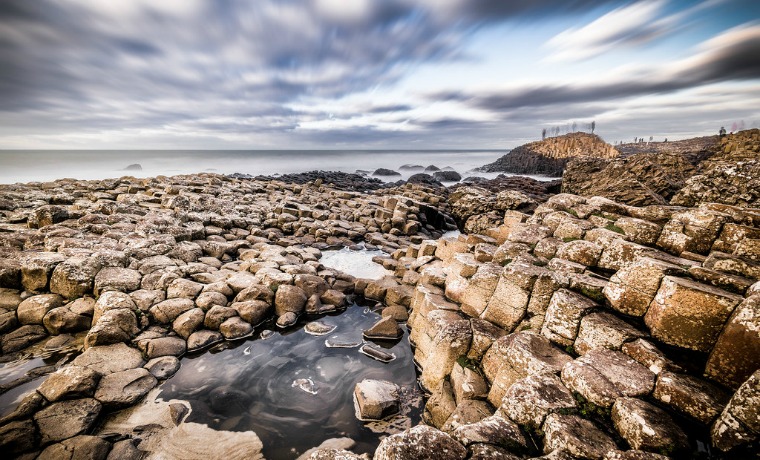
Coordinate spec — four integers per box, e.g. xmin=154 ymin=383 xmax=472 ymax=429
xmin=432 ymin=23 xmax=760 ymax=112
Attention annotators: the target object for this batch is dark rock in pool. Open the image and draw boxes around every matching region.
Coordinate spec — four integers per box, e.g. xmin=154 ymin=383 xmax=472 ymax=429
xmin=208 ymin=385 xmax=252 ymax=415
xmin=399 ymin=164 xmax=424 ymax=170
xmin=461 ymin=176 xmax=487 ymax=184
xmin=424 ymin=165 xmax=440 ymax=172
xmin=373 ymin=168 xmax=401 ymax=177
xmin=433 ymin=170 xmax=462 ymax=182
xmin=407 ymin=173 xmax=443 ymax=187
xmin=122 ymin=164 xmax=142 ymax=171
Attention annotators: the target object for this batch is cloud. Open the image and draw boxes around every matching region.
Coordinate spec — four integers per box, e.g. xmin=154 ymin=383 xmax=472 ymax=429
xmin=431 ymin=22 xmax=760 ymax=111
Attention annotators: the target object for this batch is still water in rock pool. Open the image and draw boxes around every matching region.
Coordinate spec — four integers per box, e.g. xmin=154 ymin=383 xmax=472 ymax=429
xmin=157 ymin=301 xmax=422 ymax=459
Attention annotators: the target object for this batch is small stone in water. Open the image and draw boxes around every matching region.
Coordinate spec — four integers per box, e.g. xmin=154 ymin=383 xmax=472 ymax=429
xmin=292 ymin=378 xmax=319 ymax=395
xmin=360 ymin=344 xmax=396 ymax=363
xmin=325 ymin=337 xmax=361 ymax=348
xmin=305 ymin=321 xmax=337 ymax=336
xmin=260 ymin=330 xmax=275 ymax=340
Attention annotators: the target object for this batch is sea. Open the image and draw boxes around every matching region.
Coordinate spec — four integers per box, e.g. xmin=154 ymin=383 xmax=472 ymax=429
xmin=0 ymin=149 xmax=557 ymax=184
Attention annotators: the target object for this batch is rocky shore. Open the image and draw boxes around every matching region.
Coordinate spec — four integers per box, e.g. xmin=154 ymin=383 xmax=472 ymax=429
xmin=1 ymin=133 xmax=759 ymax=459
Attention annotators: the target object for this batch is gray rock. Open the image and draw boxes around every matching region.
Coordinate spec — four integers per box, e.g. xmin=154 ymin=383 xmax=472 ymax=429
xmin=107 ymin=439 xmax=145 ymax=460
xmin=611 ymin=397 xmax=688 ymax=453
xmin=653 ymin=371 xmax=728 ymax=424
xmin=0 ymin=419 xmax=38 ymax=455
xmin=85 ymin=308 xmax=139 ymax=349
xmin=220 ymin=316 xmax=253 ymax=339
xmin=1 ymin=324 xmax=47 ymax=353
xmin=187 ymin=330 xmax=224 ymax=352
xmin=374 ymin=425 xmax=467 ymax=460
xmin=363 ymin=316 xmax=402 ymax=340
xmin=145 ymin=356 xmax=181 ymax=380
xmin=451 ymin=415 xmax=529 ymax=453
xmin=34 ymin=398 xmax=102 ymax=444
xmin=150 ymin=298 xmax=195 ymax=324
xmin=37 ymin=435 xmax=111 ymax=460
xmin=43 ymin=306 xmax=91 ymax=334
xmin=95 ymin=368 xmax=157 ymax=408
xmin=37 ymin=365 xmax=100 ymax=402
xmin=276 ymin=311 xmax=299 ymax=328
xmin=501 ymin=372 xmax=576 ymax=429
xmin=542 ymin=413 xmax=617 ymax=459
xmin=145 ymin=336 xmax=187 ymax=358
xmin=72 ymin=343 xmax=145 ymax=375
xmin=94 ymin=267 xmax=142 ymax=295
xmin=233 ymin=300 xmax=271 ymax=325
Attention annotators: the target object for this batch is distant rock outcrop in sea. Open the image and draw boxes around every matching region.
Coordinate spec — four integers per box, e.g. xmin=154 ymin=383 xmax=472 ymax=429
xmin=479 ymin=132 xmax=619 ymax=176
xmin=122 ymin=164 xmax=142 ymax=171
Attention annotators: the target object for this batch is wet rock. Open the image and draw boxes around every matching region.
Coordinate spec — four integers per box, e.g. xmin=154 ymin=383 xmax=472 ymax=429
xmin=17 ymin=293 xmax=64 ymax=325
xmin=233 ymin=300 xmax=271 ymax=325
xmin=321 ymin=289 xmax=347 ymax=308
xmin=38 ymin=365 xmax=100 ymax=402
xmin=353 ymin=379 xmax=400 ymax=420
xmin=94 ymin=267 xmax=142 ymax=295
xmin=359 ymin=344 xmax=396 ymax=362
xmin=441 ymin=399 xmax=493 ymax=432
xmin=106 ymin=439 xmax=144 ymax=460
xmin=363 ymin=316 xmax=402 ymax=340
xmin=644 ymin=276 xmax=742 ymax=352
xmin=204 ymin=305 xmax=238 ymax=330
xmin=187 ymin=330 xmax=224 ymax=352
xmin=653 ymin=371 xmax=728 ymax=424
xmin=95 ymin=368 xmax=157 ymax=408
xmin=145 ymin=355 xmax=181 ymax=379
xmin=72 ymin=342 xmax=145 ymax=375
xmin=373 ymin=168 xmax=401 ymax=177
xmin=209 ymin=385 xmax=252 ymax=415
xmin=0 ymin=419 xmax=38 ymax=455
xmin=705 ymin=294 xmax=760 ymax=389
xmin=93 ymin=291 xmax=137 ymax=324
xmin=382 ymin=304 xmax=409 ymax=322
xmin=274 ymin=284 xmax=307 ymax=316
xmin=374 ymin=425 xmax=467 ymax=460
xmin=34 ymin=398 xmax=102 ymax=444
xmin=1 ymin=324 xmax=47 ymax=352
xmin=140 ymin=421 xmax=264 ymax=460
xmin=543 ymin=413 xmax=617 ymax=459
xmin=196 ymin=290 xmax=229 ymax=311
xmin=466 ymin=444 xmax=521 ymax=460
xmin=146 ymin=336 xmax=187 ymax=358
xmin=433 ymin=171 xmax=462 ymax=182
xmin=220 ymin=316 xmax=253 ymax=338
xmin=304 ymin=320 xmax=336 ymax=336
xmin=611 ymin=397 xmax=688 ymax=454
xmin=37 ymin=435 xmax=111 ymax=460
xmin=450 ymin=362 xmax=488 ymax=403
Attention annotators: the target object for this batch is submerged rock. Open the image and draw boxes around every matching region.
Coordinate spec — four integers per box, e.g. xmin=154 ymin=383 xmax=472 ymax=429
xmin=354 ymin=379 xmax=400 ymax=420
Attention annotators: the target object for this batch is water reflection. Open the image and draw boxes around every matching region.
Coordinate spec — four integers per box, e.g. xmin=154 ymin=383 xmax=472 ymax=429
xmin=158 ymin=302 xmax=422 ymax=459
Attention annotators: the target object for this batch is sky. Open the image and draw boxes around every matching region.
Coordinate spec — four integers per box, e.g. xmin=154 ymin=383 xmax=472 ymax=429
xmin=1 ymin=0 xmax=759 ymax=150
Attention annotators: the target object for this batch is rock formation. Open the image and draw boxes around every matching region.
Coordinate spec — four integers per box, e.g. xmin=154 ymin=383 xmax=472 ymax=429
xmin=479 ymin=132 xmax=619 ymax=176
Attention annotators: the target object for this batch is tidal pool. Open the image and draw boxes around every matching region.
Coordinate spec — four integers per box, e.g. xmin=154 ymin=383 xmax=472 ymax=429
xmin=319 ymin=246 xmax=392 ymax=280
xmin=157 ymin=302 xmax=422 ymax=459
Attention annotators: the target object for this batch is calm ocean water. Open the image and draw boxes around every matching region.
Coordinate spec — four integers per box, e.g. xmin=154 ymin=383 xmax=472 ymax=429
xmin=0 ymin=149 xmax=555 ymax=184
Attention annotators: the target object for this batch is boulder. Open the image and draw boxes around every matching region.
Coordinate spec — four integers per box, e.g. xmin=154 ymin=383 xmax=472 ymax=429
xmin=37 ymin=365 xmax=100 ymax=402
xmin=50 ymin=256 xmax=102 ymax=299
xmin=37 ymin=435 xmax=111 ymax=460
xmin=172 ymin=307 xmax=205 ymax=339
xmin=0 ymin=419 xmax=38 ymax=455
xmin=451 ymin=415 xmax=528 ymax=453
xmin=543 ymin=413 xmax=617 ymax=459
xmin=653 ymin=371 xmax=728 ymax=424
xmin=363 ymin=316 xmax=402 ymax=340
xmin=374 ymin=425 xmax=467 ymax=460
xmin=353 ymin=379 xmax=400 ymax=420
xmin=17 ymin=294 xmax=64 ymax=325
xmin=34 ymin=398 xmax=102 ymax=444
xmin=43 ymin=306 xmax=92 ymax=335
xmin=72 ymin=342 xmax=145 ymax=375
xmin=94 ymin=267 xmax=142 ymax=295
xmin=541 ymin=288 xmax=598 ymax=346
xmin=274 ymin=284 xmax=307 ymax=316
xmin=94 ymin=368 xmax=157 ymax=407
xmin=187 ymin=330 xmax=224 ymax=352
xmin=145 ymin=355 xmax=181 ymax=380
xmin=20 ymin=251 xmax=65 ymax=292
xmin=85 ymin=308 xmax=139 ymax=349
xmin=611 ymin=398 xmax=688 ymax=454
xmin=644 ymin=276 xmax=742 ymax=352
xmin=150 ymin=298 xmax=196 ymax=324
xmin=705 ymin=294 xmax=760 ymax=389
xmin=711 ymin=369 xmax=760 ymax=451
xmin=145 ymin=336 xmax=187 ymax=358
xmin=1 ymin=324 xmax=47 ymax=353
xmin=501 ymin=372 xmax=576 ymax=429
xmin=220 ymin=316 xmax=253 ymax=339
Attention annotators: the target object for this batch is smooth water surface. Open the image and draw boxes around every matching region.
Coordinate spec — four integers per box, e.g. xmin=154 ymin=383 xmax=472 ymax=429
xmin=157 ymin=303 xmax=422 ymax=459
xmin=0 ymin=149 xmax=559 ymax=184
